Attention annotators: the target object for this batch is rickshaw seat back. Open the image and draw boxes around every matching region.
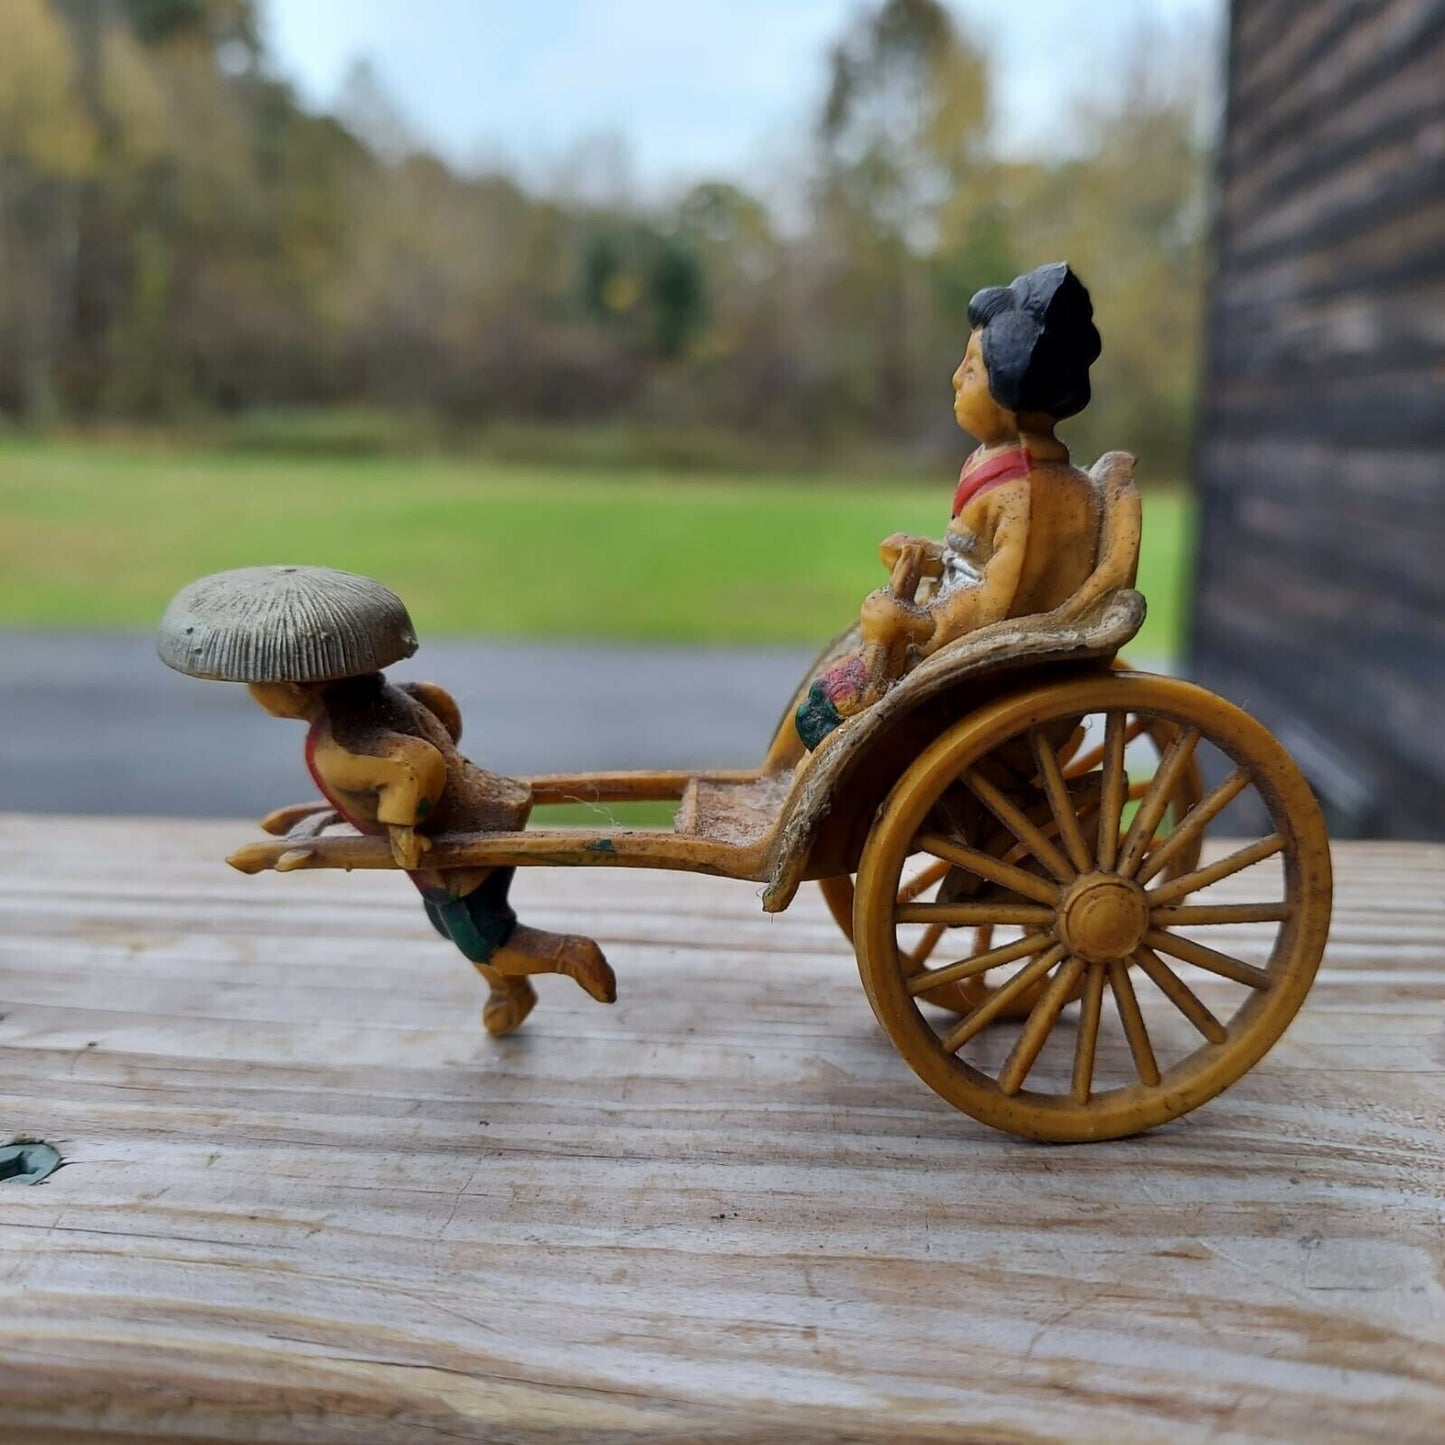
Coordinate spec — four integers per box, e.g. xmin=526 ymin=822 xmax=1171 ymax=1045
xmin=759 ymin=453 xmax=1146 ymax=909
xmin=760 ymin=451 xmax=1142 ymax=776
xmin=760 ymin=586 xmax=1143 ymax=909
xmin=1052 ymin=450 xmax=1142 ymax=624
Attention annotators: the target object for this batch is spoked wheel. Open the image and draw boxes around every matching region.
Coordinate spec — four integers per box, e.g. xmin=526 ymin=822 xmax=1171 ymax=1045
xmin=854 ymin=673 xmax=1331 ymax=1142
xmin=819 ymin=693 xmax=1204 ymax=1017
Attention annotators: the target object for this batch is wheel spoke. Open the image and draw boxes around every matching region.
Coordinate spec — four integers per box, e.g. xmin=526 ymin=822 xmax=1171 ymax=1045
xmin=1096 ymin=712 xmax=1128 ymax=871
xmin=1066 ymin=714 xmax=1149 ymax=780
xmin=1117 ymin=726 xmax=1201 ymax=878
xmin=1055 ymin=723 xmax=1088 ymax=771
xmin=963 ymin=768 xmax=1076 ymax=883
xmin=1133 ymin=946 xmax=1228 ymax=1044
xmin=894 ymin=900 xmax=1056 ymax=927
xmin=998 ymin=956 xmax=1088 ymax=1095
xmin=897 ymin=858 xmax=950 ymax=906
xmin=915 ymin=833 xmax=1060 ymax=906
xmin=1149 ymin=834 xmax=1285 ymax=906
xmin=1003 ymin=801 xmax=1100 ymax=870
xmin=1108 ymin=957 xmax=1160 ymax=1086
xmin=1031 ymin=731 xmax=1092 ymax=873
xmin=1135 ymin=768 xmax=1250 ymax=884
xmin=939 ymin=944 xmax=1067 ymax=1053
xmin=906 ymin=922 xmax=946 ymax=971
xmin=1142 ymin=927 xmax=1271 ymax=989
xmin=908 ymin=930 xmax=1055 ymax=997
xmin=1071 ymin=963 xmax=1106 ymax=1102
xmin=1151 ymin=902 xmax=1290 ymax=926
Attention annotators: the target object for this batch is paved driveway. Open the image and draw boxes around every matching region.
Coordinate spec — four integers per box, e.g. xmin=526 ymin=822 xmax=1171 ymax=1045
xmin=0 ymin=632 xmax=818 ymax=817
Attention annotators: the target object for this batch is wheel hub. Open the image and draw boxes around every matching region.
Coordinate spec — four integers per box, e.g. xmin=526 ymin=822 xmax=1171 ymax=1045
xmin=1057 ymin=872 xmax=1148 ymax=963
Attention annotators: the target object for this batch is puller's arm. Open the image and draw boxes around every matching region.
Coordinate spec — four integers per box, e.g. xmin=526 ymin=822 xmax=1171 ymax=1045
xmin=310 ymin=729 xmax=448 ymax=870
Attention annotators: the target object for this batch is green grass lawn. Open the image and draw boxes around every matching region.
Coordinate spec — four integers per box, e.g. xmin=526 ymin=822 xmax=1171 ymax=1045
xmin=0 ymin=438 xmax=1191 ymax=656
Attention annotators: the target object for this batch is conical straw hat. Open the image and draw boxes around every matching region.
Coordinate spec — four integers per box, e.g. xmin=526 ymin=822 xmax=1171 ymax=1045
xmin=157 ymin=565 xmax=419 ymax=682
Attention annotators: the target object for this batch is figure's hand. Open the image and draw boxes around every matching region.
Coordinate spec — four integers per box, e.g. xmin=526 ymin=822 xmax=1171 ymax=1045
xmin=388 ymin=824 xmax=432 ymax=871
xmin=860 ymin=589 xmax=934 ymax=647
xmin=878 ymin=533 xmax=942 ymax=573
xmin=261 ymin=801 xmax=334 ymax=836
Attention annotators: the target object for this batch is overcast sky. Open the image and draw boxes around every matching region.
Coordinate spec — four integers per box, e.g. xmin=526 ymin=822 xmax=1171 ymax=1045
xmin=261 ymin=0 xmax=1223 ymax=194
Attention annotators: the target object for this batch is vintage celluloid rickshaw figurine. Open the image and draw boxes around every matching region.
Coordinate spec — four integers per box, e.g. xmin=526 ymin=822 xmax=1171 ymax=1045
xmin=158 ymin=263 xmax=1333 ymax=1144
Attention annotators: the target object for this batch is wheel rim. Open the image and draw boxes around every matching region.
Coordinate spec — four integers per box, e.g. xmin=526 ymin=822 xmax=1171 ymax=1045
xmin=854 ymin=674 xmax=1332 ymax=1143
xmin=820 ymin=707 xmax=1205 ymax=1016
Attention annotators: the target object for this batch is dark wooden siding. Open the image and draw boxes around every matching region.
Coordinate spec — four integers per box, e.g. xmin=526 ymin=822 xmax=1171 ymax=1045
xmin=1191 ymin=0 xmax=1445 ymax=837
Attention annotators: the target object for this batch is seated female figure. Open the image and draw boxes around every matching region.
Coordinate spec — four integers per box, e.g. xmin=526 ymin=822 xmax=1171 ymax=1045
xmin=796 ymin=262 xmax=1105 ymax=751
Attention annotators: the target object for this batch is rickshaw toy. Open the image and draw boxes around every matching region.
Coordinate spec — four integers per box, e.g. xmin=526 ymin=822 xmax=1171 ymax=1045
xmin=157 ymin=265 xmax=1333 ymax=1144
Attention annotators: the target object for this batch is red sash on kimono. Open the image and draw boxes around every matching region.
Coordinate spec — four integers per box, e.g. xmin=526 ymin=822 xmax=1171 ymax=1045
xmin=952 ymin=443 xmax=1031 ymax=518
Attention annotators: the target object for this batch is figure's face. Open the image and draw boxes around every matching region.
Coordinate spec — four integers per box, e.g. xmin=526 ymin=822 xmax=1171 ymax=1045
xmin=952 ymin=329 xmax=1016 ymax=445
xmin=247 ymin=681 xmax=324 ymax=721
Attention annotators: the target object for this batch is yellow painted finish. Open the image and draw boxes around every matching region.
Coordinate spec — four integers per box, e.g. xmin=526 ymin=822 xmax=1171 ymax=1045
xmin=816 ymin=681 xmax=1205 ymax=1019
xmin=1057 ymin=873 xmax=1150 ymax=963
xmin=852 ymin=673 xmax=1333 ymax=1142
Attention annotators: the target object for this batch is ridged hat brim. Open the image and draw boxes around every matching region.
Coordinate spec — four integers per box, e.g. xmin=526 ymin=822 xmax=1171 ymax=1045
xmin=157 ymin=566 xmax=419 ymax=682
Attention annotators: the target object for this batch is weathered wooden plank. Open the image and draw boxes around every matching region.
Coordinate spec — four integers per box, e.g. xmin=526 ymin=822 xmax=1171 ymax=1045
xmin=1207 ymin=290 xmax=1445 ymax=382
xmin=1189 ymin=478 xmax=1445 ymax=610
xmin=1213 ymin=196 xmax=1445 ymax=309
xmin=1201 ymin=370 xmax=1445 ymax=449
xmin=1188 ymin=614 xmax=1445 ymax=833
xmin=1194 ymin=5 xmax=1445 ymax=837
xmin=0 ymin=816 xmax=1442 ymax=1442
xmin=1200 ymin=438 xmax=1445 ymax=505
xmin=1228 ymin=0 xmax=1355 ymax=127
xmin=1191 ymin=599 xmax=1445 ymax=774
xmin=1227 ymin=1 xmax=1445 ymax=197
xmin=1191 ymin=501 xmax=1445 ymax=611
xmin=1216 ymin=0 xmax=1445 ymax=279
xmin=1187 ymin=652 xmax=1438 ymax=836
xmin=1225 ymin=144 xmax=1445 ymax=274
xmin=1228 ymin=35 xmax=1443 ymax=218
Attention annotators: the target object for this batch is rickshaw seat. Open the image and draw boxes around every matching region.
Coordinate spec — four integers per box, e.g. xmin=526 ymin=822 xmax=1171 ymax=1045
xmin=759 ymin=451 xmax=1143 ymax=777
xmin=1050 ymin=450 xmax=1142 ymax=623
xmin=681 ymin=452 xmax=1145 ymax=863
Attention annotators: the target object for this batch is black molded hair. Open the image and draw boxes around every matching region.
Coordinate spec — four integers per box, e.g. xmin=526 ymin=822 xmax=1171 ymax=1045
xmin=966 ymin=263 xmax=1101 ymax=421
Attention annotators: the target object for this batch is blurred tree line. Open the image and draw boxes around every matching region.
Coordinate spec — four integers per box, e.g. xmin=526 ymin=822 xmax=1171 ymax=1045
xmin=0 ymin=0 xmax=1213 ymax=473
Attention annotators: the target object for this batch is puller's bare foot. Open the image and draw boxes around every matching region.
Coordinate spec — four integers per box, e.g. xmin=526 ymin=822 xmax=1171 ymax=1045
xmin=557 ymin=934 xmax=617 ymax=1004
xmin=481 ymin=977 xmax=537 ymax=1037
xmin=496 ymin=925 xmax=617 ymax=1004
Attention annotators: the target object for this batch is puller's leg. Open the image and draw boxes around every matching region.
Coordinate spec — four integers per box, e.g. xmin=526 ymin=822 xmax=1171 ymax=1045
xmin=422 ymin=871 xmax=617 ymax=1034
xmin=453 ymin=867 xmax=616 ymax=1004
xmin=488 ymin=924 xmax=617 ymax=1004
xmin=474 ymin=965 xmax=537 ymax=1037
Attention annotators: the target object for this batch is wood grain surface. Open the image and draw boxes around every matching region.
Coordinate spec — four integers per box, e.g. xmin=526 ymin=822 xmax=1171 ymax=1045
xmin=0 ymin=816 xmax=1441 ymax=1443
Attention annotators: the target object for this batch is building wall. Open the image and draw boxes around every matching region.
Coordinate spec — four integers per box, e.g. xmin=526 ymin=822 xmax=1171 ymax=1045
xmin=1192 ymin=0 xmax=1445 ymax=836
